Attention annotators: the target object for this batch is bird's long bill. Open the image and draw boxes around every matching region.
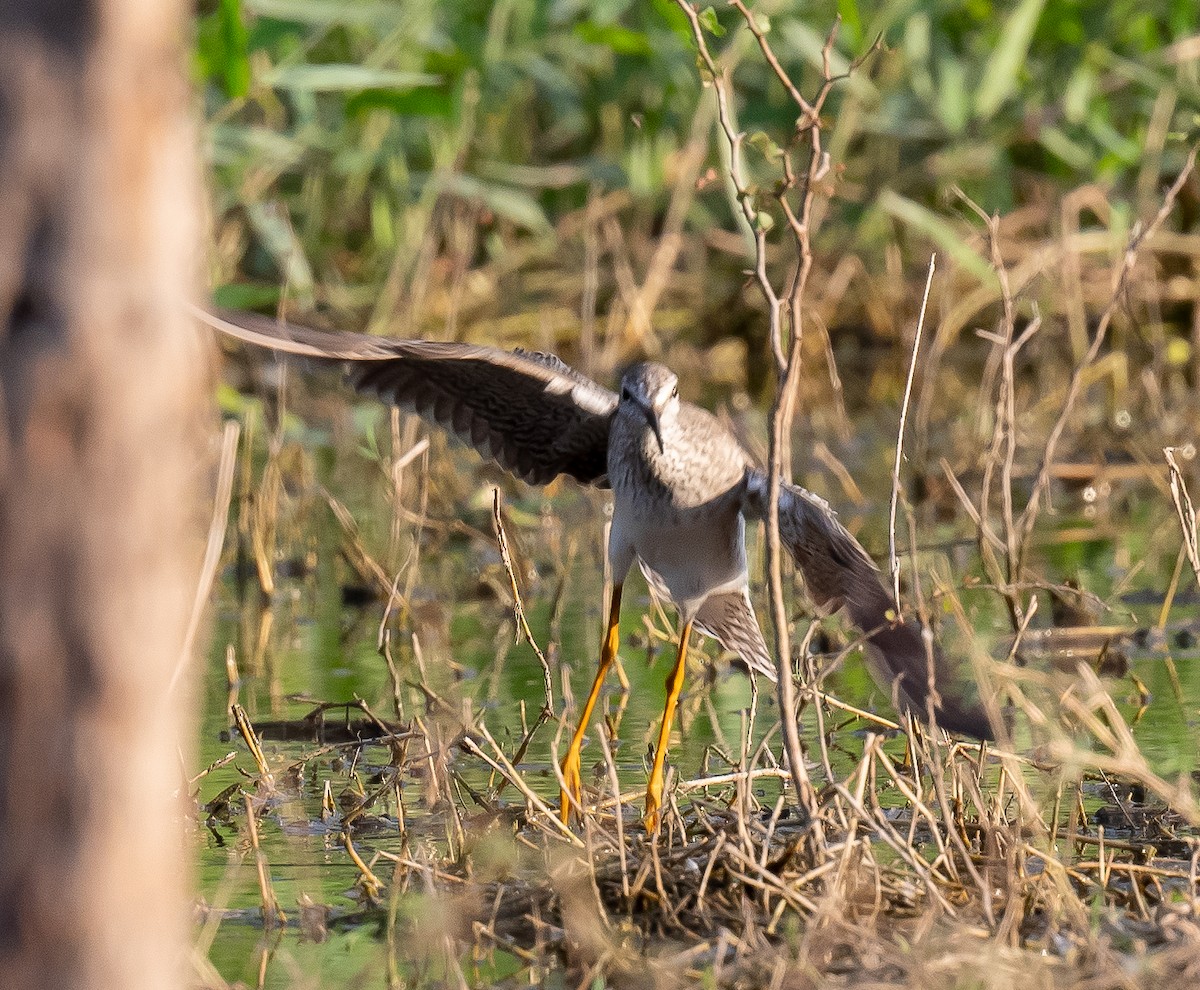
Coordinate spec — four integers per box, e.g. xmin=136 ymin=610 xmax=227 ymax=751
xmin=637 ymin=400 xmax=664 ymax=452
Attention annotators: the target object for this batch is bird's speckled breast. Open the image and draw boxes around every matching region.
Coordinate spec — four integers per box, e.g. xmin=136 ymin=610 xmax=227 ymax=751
xmin=608 ymin=403 xmax=747 ymax=520
xmin=607 ymin=402 xmax=750 ymax=614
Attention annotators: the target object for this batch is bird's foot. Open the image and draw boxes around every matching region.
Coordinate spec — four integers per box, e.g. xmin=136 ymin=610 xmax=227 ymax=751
xmin=643 ymin=778 xmax=663 ymax=835
xmin=643 ymin=804 xmax=661 ymax=835
xmin=559 ymin=749 xmax=583 ymax=826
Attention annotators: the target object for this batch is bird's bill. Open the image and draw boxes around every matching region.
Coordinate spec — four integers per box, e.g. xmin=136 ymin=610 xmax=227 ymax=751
xmin=642 ymin=404 xmax=664 ymax=452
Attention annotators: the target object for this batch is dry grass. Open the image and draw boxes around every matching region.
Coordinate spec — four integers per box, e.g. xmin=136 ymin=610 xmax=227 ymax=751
xmin=197 ymin=123 xmax=1200 ymax=990
xmin=195 ymin=11 xmax=1200 ymax=988
xmin=194 ymin=656 xmax=1200 ymax=989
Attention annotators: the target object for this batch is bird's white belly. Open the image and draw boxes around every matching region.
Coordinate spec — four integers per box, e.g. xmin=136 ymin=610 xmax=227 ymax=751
xmin=610 ymin=503 xmax=748 ymax=619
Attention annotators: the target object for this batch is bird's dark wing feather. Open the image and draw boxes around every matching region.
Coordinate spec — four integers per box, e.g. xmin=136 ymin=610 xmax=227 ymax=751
xmin=743 ymin=469 xmax=994 ymax=740
xmin=198 ymin=306 xmax=617 ymax=487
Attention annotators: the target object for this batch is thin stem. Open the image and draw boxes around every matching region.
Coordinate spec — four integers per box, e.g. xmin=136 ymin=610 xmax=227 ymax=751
xmin=889 ymin=255 xmax=935 ymax=606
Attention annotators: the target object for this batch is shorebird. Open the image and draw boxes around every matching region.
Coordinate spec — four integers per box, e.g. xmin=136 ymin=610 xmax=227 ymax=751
xmin=200 ymin=307 xmax=994 ymax=831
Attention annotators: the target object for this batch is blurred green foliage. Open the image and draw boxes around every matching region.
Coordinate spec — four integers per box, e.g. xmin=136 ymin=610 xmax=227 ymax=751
xmin=195 ymin=0 xmax=1199 ymax=324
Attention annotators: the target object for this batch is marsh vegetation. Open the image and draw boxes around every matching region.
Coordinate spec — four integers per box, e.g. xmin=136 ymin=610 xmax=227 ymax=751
xmin=194 ymin=2 xmax=1200 ymax=987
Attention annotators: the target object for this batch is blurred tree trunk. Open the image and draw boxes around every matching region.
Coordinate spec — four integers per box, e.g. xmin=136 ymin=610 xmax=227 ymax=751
xmin=0 ymin=2 xmax=204 ymax=989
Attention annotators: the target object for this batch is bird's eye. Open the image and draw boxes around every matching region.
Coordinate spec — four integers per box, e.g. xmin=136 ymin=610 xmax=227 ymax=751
xmin=620 ymin=386 xmax=632 ymax=402
xmin=670 ymin=385 xmax=679 ymax=399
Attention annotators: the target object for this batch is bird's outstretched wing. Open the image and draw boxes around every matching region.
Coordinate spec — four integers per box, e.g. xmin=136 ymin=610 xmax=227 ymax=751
xmin=198 ymin=307 xmax=617 ymax=487
xmin=743 ymin=470 xmax=994 ymax=740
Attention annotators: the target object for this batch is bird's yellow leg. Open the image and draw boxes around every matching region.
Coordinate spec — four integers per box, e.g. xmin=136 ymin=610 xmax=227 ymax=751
xmin=645 ymin=621 xmax=692 ymax=834
xmin=560 ymin=583 xmax=623 ymax=825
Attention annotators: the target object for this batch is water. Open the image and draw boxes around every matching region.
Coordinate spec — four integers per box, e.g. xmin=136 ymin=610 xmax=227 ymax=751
xmin=194 ymin=402 xmax=1200 ymax=987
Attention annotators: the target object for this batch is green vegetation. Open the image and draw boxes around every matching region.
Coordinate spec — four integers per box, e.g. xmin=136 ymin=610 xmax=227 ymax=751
xmin=197 ymin=0 xmax=1198 ymax=347
xmin=196 ymin=2 xmax=1200 ymax=988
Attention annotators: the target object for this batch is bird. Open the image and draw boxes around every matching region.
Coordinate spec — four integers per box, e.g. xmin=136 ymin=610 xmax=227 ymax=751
xmin=199 ymin=306 xmax=995 ymax=831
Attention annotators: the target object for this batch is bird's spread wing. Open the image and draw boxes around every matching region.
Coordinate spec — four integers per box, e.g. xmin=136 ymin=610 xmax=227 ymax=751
xmin=743 ymin=469 xmax=994 ymax=740
xmin=198 ymin=306 xmax=617 ymax=487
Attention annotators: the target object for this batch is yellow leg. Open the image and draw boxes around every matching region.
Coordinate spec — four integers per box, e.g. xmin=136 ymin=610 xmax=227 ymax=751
xmin=645 ymin=620 xmax=692 ymax=834
xmin=560 ymin=583 xmax=623 ymax=824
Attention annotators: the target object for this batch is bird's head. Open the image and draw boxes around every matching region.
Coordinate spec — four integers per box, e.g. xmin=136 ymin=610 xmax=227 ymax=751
xmin=619 ymin=362 xmax=679 ymax=452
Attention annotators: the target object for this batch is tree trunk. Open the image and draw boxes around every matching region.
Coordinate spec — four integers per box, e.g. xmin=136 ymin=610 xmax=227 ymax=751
xmin=0 ymin=2 xmax=203 ymax=988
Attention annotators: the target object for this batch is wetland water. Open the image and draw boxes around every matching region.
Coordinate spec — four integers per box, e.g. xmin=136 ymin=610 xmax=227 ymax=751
xmin=196 ymin=393 xmax=1200 ymax=987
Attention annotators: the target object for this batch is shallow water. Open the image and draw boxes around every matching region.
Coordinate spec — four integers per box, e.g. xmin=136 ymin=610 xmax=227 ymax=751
xmin=195 ymin=391 xmax=1200 ymax=988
